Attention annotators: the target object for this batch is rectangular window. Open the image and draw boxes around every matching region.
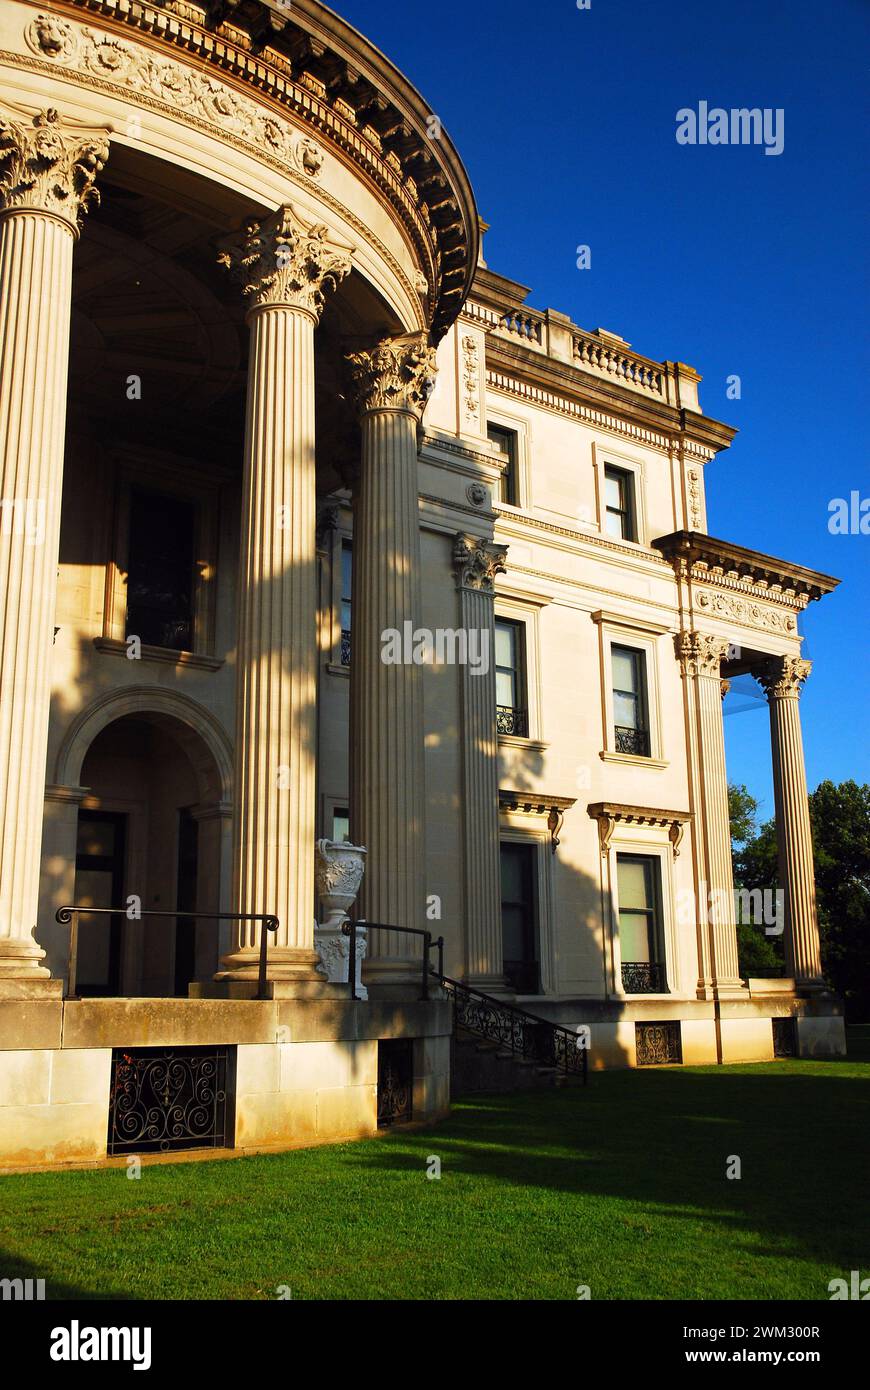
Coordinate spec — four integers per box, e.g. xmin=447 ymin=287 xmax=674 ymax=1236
xmin=126 ymin=489 xmax=195 ymax=651
xmin=73 ymin=810 xmax=127 ymax=997
xmin=495 ymin=618 xmax=528 ymax=737
xmin=617 ymin=854 xmax=667 ymax=993
xmin=488 ymin=422 xmax=519 ymax=506
xmin=500 ymin=842 xmax=539 ymax=994
xmin=612 ymin=644 xmax=650 ymax=756
xmin=332 ymin=807 xmax=350 ymax=844
xmin=604 ymin=465 xmax=636 ymax=541
xmin=340 ymin=541 xmax=352 ymax=666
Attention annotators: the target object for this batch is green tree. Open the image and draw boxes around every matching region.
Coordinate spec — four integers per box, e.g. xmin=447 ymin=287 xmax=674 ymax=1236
xmin=729 ymin=784 xmax=781 ymax=977
xmin=728 ymin=778 xmax=870 ymax=1017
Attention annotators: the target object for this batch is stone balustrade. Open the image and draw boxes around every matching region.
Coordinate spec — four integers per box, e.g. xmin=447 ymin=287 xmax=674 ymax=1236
xmin=572 ymin=331 xmax=665 ymax=397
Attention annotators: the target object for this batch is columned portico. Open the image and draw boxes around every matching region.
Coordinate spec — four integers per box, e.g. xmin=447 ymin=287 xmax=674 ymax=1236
xmin=216 ymin=205 xmax=351 ymax=983
xmin=345 ymin=333 xmax=438 ymax=985
xmin=0 ymin=106 xmax=108 ymax=989
xmin=675 ymin=630 xmax=744 ymax=998
xmin=756 ymin=656 xmax=824 ymax=989
xmin=452 ymin=533 xmax=507 ymax=989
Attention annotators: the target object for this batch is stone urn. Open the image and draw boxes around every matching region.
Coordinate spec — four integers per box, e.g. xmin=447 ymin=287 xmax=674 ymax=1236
xmin=314 ymin=838 xmax=368 ymax=999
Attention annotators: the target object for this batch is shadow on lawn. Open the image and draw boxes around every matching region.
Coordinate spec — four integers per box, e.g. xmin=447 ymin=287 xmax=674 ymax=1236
xmin=348 ymin=1065 xmax=870 ymax=1271
xmin=0 ymin=1248 xmax=132 ymax=1301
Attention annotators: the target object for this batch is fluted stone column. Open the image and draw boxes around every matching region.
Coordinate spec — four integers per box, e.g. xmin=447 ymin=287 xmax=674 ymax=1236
xmin=453 ymin=534 xmax=508 ymax=989
xmin=345 ymin=333 xmax=438 ymax=985
xmin=216 ymin=206 xmax=351 ymax=983
xmin=676 ymin=631 xmax=744 ymax=996
xmin=757 ymin=656 xmax=824 ymax=988
xmin=0 ymin=108 xmax=108 ymax=989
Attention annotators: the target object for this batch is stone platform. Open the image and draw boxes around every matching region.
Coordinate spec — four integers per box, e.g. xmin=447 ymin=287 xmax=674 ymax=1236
xmin=0 ymin=996 xmax=451 ymax=1171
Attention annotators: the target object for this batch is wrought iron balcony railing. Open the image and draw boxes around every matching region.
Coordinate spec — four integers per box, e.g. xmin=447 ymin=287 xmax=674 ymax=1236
xmin=614 ymin=725 xmax=650 ymax=756
xmin=621 ymin=961 xmax=667 ymax=994
xmin=497 ymin=704 xmax=529 ymax=737
xmin=340 ymin=628 xmax=351 ymax=666
xmin=438 ymin=975 xmax=588 ymax=1082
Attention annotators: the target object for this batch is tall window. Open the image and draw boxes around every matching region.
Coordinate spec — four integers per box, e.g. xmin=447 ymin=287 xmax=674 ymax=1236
xmin=604 ymin=465 xmax=636 ymax=541
xmin=495 ymin=618 xmax=528 ymax=736
xmin=616 ymin=854 xmax=666 ymax=993
xmin=340 ymin=541 xmax=352 ymax=666
xmin=612 ymin=644 xmax=650 ymax=756
xmin=501 ymin=841 xmax=538 ymax=994
xmin=332 ymin=807 xmax=350 ymax=843
xmin=487 ymin=422 xmax=519 ymax=506
xmin=126 ymin=489 xmax=195 ymax=651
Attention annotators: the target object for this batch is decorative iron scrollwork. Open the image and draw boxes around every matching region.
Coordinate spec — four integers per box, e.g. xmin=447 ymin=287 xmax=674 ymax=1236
xmin=621 ymin=962 xmax=667 ymax=994
xmin=377 ymin=1039 xmax=413 ymax=1127
xmin=772 ymin=1017 xmax=797 ymax=1058
xmin=108 ymin=1046 xmax=230 ymax=1155
xmin=635 ymin=1022 xmax=682 ymax=1066
xmin=340 ymin=628 xmax=351 ymax=666
xmin=441 ymin=977 xmax=587 ymax=1078
xmin=497 ymin=705 xmax=529 ymax=737
xmin=614 ymin=725 xmax=650 ymax=756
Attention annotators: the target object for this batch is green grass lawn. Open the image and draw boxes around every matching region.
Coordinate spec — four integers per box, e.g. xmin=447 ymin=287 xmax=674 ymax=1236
xmin=1 ymin=1048 xmax=868 ymax=1300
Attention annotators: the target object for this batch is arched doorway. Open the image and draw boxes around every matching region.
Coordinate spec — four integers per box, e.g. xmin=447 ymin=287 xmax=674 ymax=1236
xmin=66 ymin=706 xmax=230 ymax=997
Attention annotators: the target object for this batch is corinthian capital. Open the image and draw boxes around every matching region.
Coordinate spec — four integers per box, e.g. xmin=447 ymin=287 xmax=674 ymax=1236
xmin=674 ymin=630 xmax=731 ymax=678
xmin=756 ymin=655 xmax=812 ymax=700
xmin=345 ymin=331 xmax=438 ymax=419
xmin=217 ymin=204 xmax=352 ymax=319
xmin=0 ymin=107 xmax=109 ymax=231
xmin=452 ymin=534 xmax=508 ymax=593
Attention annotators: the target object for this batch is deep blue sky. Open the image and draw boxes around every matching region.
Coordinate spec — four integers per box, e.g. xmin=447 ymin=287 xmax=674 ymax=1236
xmin=333 ymin=0 xmax=869 ymax=825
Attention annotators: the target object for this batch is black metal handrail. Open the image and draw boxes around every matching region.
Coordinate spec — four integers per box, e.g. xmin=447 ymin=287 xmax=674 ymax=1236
xmin=435 ymin=974 xmax=588 ymax=1083
xmin=341 ymin=920 xmax=444 ymax=1001
xmin=55 ymin=906 xmax=279 ymax=1000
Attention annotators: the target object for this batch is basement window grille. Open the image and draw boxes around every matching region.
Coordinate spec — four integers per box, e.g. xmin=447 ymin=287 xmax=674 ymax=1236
xmin=108 ymin=1045 xmax=232 ymax=1155
xmin=635 ymin=1021 xmax=682 ymax=1066
xmin=377 ymin=1038 xmax=413 ymax=1128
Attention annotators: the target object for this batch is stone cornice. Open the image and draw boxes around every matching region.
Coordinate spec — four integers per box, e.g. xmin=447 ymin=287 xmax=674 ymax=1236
xmin=217 ymin=203 xmax=351 ymax=318
xmin=653 ymin=530 xmax=840 ymax=603
xmin=587 ymin=802 xmax=692 ymax=859
xmin=483 ymin=330 xmax=734 ymax=458
xmin=486 ymin=367 xmax=715 ymax=461
xmin=21 ymin=0 xmax=478 ymax=338
xmin=0 ymin=104 xmax=109 ymax=230
xmin=499 ymin=790 xmax=577 ymax=854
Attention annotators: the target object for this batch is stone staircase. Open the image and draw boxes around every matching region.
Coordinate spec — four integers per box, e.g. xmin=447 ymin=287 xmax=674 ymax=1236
xmin=434 ymin=975 xmax=588 ymax=1097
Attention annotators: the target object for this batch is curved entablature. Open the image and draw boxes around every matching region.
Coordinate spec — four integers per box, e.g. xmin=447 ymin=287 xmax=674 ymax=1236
xmin=25 ymin=0 xmax=478 ymax=342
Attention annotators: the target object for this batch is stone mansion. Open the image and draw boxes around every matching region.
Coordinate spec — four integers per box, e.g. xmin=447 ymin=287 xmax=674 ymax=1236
xmin=0 ymin=0 xmax=843 ymax=1168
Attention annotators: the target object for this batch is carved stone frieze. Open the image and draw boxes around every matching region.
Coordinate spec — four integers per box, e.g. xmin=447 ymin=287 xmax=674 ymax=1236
xmin=0 ymin=106 xmax=109 ymax=229
xmin=23 ymin=15 xmax=327 ymax=181
xmin=461 ymin=333 xmax=480 ymax=422
xmin=695 ymin=586 xmax=798 ymax=635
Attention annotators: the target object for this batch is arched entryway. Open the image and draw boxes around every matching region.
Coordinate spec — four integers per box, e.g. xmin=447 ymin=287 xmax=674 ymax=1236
xmin=48 ymin=691 xmax=232 ymax=997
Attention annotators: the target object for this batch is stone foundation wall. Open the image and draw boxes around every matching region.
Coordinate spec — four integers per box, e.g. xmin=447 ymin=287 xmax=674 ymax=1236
xmin=0 ymin=998 xmax=452 ymax=1171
